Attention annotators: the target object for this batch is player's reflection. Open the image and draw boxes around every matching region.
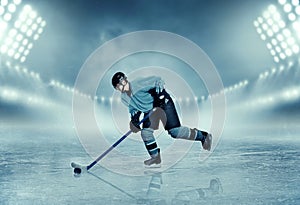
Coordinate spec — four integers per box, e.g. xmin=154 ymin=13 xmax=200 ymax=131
xmin=144 ymin=171 xmax=223 ymax=205
xmin=87 ymin=171 xmax=222 ymax=204
xmin=171 ymin=178 xmax=223 ymax=204
xmin=142 ymin=171 xmax=166 ymax=204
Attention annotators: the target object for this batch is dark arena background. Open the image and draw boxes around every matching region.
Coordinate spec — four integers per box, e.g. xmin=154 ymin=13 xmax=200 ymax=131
xmin=1 ymin=0 xmax=300 ymax=204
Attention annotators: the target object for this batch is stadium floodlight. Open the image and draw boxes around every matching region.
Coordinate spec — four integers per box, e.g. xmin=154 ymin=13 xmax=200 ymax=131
xmin=276 ymin=0 xmax=300 ymax=41
xmin=4 ymin=63 xmax=42 ymax=81
xmin=282 ymin=87 xmax=300 ymax=101
xmin=0 ymin=0 xmax=20 ymax=37
xmin=283 ymin=3 xmax=292 ymax=13
xmin=254 ymin=2 xmax=300 ymax=64
xmin=288 ymin=13 xmax=296 ymax=21
xmin=49 ymin=79 xmax=92 ymax=100
xmin=296 ymin=5 xmax=300 ymax=15
xmin=0 ymin=2 xmax=46 ymax=64
xmin=292 ymin=21 xmax=300 ymax=40
xmin=279 ymin=0 xmax=287 ymax=5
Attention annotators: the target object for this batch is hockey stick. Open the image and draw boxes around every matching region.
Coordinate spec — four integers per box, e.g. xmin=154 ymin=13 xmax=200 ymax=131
xmin=71 ymin=108 xmax=155 ymax=175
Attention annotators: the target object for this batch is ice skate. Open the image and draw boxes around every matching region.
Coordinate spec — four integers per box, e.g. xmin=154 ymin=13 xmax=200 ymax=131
xmin=202 ymin=133 xmax=212 ymax=151
xmin=144 ymin=149 xmax=161 ymax=168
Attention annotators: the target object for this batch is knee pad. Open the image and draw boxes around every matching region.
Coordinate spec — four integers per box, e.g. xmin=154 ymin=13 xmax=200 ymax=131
xmin=141 ymin=128 xmax=154 ymax=141
xmin=168 ymin=127 xmax=192 ymax=139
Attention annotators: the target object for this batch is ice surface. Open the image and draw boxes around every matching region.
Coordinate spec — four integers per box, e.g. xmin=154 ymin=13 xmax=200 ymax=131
xmin=0 ymin=126 xmax=299 ymax=205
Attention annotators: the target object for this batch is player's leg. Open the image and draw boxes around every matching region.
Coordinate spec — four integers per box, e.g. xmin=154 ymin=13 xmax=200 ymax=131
xmin=167 ymin=127 xmax=212 ymax=151
xmin=163 ymin=96 xmax=212 ymax=151
xmin=141 ymin=113 xmax=161 ymax=167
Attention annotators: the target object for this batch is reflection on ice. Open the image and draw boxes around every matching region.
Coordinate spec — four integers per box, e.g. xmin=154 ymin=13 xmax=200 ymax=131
xmin=172 ymin=178 xmax=223 ymax=204
xmin=0 ymin=126 xmax=299 ymax=204
xmin=86 ymin=170 xmax=222 ymax=205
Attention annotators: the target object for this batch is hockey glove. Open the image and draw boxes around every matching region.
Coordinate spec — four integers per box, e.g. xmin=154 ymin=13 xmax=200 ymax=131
xmin=155 ymin=80 xmax=165 ymax=94
xmin=130 ymin=111 xmax=142 ymax=133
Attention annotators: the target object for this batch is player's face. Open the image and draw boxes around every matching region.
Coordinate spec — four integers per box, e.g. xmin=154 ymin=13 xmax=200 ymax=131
xmin=115 ymin=79 xmax=128 ymax=93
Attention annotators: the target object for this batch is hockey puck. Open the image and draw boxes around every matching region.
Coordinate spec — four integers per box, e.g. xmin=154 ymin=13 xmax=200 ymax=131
xmin=74 ymin=168 xmax=82 ymax=174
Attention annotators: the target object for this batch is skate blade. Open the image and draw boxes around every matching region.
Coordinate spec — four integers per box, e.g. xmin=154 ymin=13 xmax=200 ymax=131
xmin=144 ymin=163 xmax=161 ymax=168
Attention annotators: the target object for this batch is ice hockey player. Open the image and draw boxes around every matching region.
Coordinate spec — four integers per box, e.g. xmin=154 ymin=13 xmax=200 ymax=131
xmin=112 ymin=72 xmax=212 ymax=167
